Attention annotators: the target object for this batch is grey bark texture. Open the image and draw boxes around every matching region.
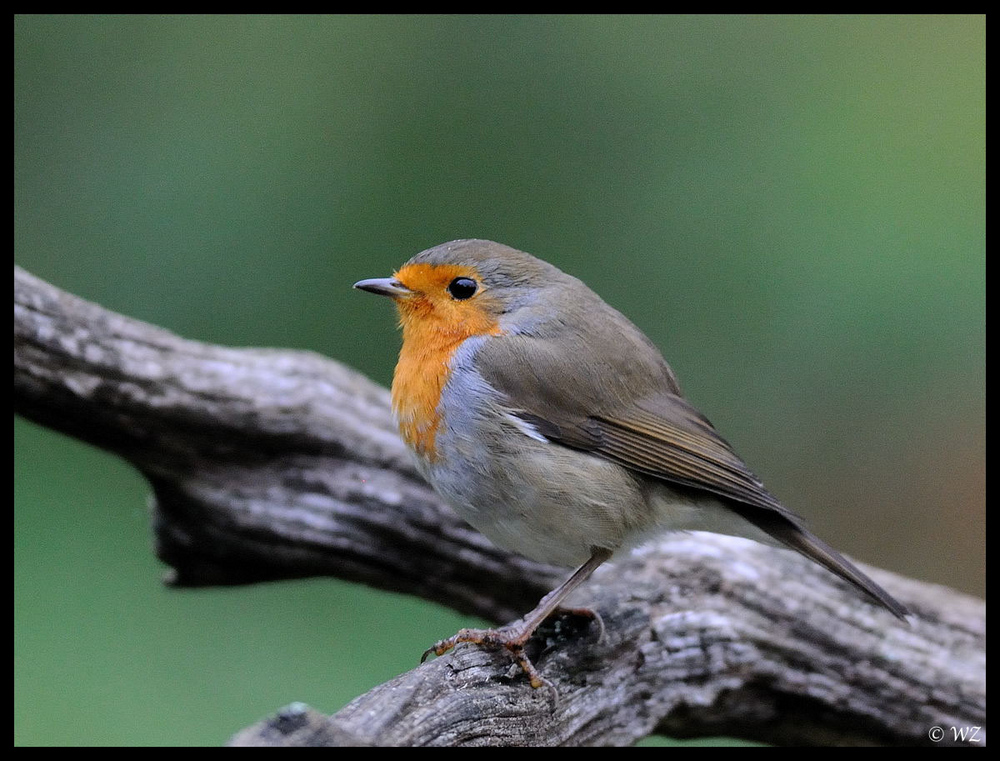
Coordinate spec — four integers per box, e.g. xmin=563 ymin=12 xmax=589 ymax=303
xmin=14 ymin=265 xmax=986 ymax=747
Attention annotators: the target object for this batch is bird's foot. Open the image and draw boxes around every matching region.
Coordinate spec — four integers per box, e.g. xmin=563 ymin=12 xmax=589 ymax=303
xmin=420 ymin=606 xmax=603 ymax=692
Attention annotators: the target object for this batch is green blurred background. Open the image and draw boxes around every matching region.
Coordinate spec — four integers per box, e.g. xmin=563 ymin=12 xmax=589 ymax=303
xmin=15 ymin=15 xmax=984 ymax=746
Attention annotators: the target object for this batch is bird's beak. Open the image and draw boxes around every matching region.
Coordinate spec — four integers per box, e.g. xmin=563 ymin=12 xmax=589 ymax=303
xmin=353 ymin=277 xmax=414 ymax=299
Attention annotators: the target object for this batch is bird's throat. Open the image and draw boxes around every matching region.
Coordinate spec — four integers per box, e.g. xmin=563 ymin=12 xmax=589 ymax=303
xmin=391 ymin=305 xmax=500 ymax=461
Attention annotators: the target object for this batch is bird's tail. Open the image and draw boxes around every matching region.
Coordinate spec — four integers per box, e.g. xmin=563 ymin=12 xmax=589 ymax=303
xmin=731 ymin=505 xmax=910 ymax=620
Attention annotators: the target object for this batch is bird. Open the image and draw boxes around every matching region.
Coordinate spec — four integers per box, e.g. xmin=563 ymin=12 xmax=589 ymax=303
xmin=354 ymin=238 xmax=908 ymax=689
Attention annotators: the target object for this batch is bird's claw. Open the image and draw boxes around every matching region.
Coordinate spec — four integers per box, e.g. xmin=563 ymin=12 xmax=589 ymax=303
xmin=418 ymin=607 xmax=602 ymax=696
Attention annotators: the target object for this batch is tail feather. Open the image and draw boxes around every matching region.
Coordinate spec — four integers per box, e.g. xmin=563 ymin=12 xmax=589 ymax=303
xmin=732 ymin=505 xmax=910 ymax=620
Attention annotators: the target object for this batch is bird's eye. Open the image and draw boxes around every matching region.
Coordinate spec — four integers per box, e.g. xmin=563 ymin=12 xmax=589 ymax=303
xmin=447 ymin=277 xmax=478 ymax=300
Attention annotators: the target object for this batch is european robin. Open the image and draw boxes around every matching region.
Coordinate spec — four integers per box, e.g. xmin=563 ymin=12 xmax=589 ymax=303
xmin=354 ymin=239 xmax=908 ymax=689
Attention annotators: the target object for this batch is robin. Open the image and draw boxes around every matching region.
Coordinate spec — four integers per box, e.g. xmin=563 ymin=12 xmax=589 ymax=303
xmin=354 ymin=239 xmax=908 ymax=689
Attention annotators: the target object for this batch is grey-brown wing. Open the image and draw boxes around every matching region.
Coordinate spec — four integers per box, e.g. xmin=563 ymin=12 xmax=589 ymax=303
xmin=477 ymin=333 xmax=909 ymax=619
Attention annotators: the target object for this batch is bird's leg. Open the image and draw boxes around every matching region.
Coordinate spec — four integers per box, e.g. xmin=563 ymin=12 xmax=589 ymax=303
xmin=421 ymin=547 xmax=612 ymax=689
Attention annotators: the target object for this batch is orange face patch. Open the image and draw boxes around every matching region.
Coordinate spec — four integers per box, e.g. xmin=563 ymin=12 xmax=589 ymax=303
xmin=389 ymin=262 xmax=502 ymax=460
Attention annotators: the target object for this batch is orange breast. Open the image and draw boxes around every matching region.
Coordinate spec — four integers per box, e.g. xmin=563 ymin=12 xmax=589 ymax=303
xmin=391 ymin=328 xmax=453 ymax=461
xmin=389 ymin=263 xmax=502 ymax=461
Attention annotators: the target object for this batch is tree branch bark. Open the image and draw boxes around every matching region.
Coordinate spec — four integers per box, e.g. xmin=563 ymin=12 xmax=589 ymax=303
xmin=14 ymin=265 xmax=986 ymax=747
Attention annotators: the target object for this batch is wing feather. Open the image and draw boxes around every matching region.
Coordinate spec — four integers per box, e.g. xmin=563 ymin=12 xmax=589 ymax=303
xmin=476 ymin=331 xmax=908 ymax=618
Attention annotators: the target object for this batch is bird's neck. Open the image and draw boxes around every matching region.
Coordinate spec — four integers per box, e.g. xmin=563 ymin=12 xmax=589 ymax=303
xmin=390 ymin=309 xmax=501 ymax=461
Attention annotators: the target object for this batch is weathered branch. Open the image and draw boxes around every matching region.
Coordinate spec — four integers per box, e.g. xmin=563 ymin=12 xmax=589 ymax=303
xmin=14 ymin=265 xmax=986 ymax=747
